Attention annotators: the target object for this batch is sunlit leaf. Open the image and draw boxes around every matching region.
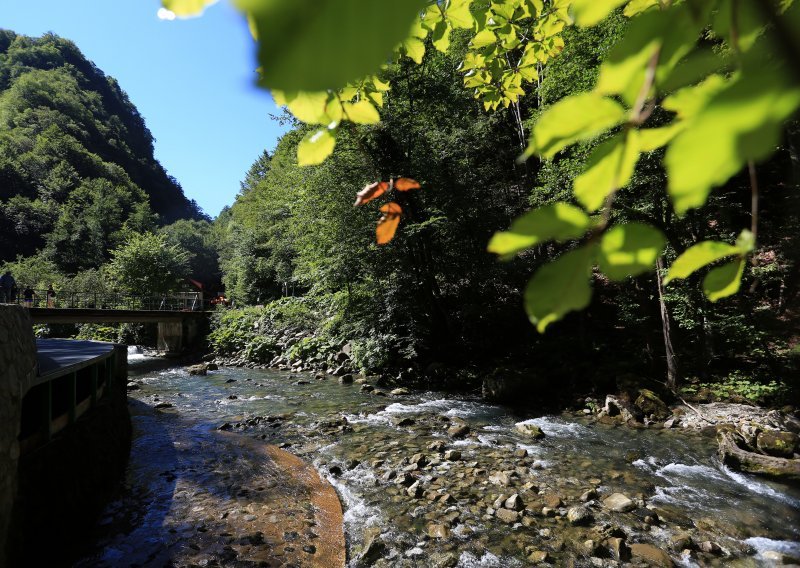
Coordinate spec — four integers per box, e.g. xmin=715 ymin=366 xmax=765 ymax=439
xmin=161 ymin=0 xmax=217 ymax=17
xmin=354 ymin=181 xmax=389 ymax=206
xmin=571 ymin=0 xmax=628 ymax=27
xmin=638 ymin=123 xmax=684 ymax=152
xmin=402 ymin=37 xmax=426 ymax=64
xmin=236 ymin=0 xmax=427 ymax=90
xmin=703 ymin=258 xmax=745 ymax=302
xmin=297 ymin=128 xmax=336 ymax=166
xmin=623 ymin=0 xmax=658 ymax=17
xmin=471 ymin=29 xmax=497 ymax=48
xmin=432 ymin=19 xmax=452 ymax=52
xmin=377 ymin=202 xmax=402 ymax=245
xmin=394 ymin=178 xmax=421 ymax=191
xmin=598 ymin=223 xmax=665 ymax=280
xmin=523 ymin=93 xmax=627 ymax=159
xmin=662 ymin=74 xmax=728 ymax=120
xmin=278 ymin=91 xmax=338 ymax=124
xmin=665 ymin=71 xmax=800 ymax=214
xmin=487 ymin=202 xmax=590 ymax=257
xmin=343 ymin=100 xmax=380 ymax=124
xmin=573 ymin=130 xmax=640 ymax=212
xmin=447 ymin=0 xmax=474 ymax=29
xmin=524 ymin=245 xmax=596 ymax=333
xmin=663 ymin=240 xmax=741 ymax=284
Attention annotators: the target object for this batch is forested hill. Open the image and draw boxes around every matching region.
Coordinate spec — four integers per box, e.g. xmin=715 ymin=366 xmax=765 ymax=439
xmin=0 ymin=30 xmax=204 ymax=269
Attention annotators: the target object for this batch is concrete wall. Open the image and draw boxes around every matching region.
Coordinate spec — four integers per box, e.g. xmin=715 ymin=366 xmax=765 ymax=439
xmin=0 ymin=305 xmax=37 ymax=567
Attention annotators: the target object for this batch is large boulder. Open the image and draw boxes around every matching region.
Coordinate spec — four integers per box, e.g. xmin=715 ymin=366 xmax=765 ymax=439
xmin=756 ymin=430 xmax=799 ymax=458
xmin=635 ymin=389 xmax=670 ymax=421
xmin=515 ymin=422 xmax=545 ymax=439
xmin=630 ymin=543 xmax=674 ymax=567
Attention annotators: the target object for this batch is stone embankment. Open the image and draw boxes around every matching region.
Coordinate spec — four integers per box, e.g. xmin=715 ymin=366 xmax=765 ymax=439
xmin=0 ymin=305 xmax=37 ymax=567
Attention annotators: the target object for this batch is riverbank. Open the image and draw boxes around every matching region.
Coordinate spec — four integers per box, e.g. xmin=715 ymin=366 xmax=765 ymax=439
xmin=79 ymin=356 xmax=800 ymax=567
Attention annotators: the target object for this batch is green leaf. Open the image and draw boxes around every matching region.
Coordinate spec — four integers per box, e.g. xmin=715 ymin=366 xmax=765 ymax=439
xmin=665 ymin=71 xmax=800 ymax=214
xmin=662 ymin=74 xmax=727 ymax=120
xmin=471 ymin=29 xmax=497 ymax=48
xmin=524 ymin=93 xmax=627 ymax=159
xmin=524 ymin=245 xmax=596 ymax=333
xmin=598 ymin=223 xmax=665 ymax=280
xmin=402 ymin=37 xmax=426 ymax=64
xmin=432 ymin=19 xmax=452 ymax=52
xmin=162 ymin=0 xmax=217 ymax=17
xmin=571 ymin=0 xmax=628 ymax=27
xmin=736 ymin=229 xmax=756 ymax=253
xmin=595 ymin=9 xmax=665 ymax=105
xmin=487 ymin=202 xmax=591 ymax=257
xmin=638 ymin=123 xmax=684 ymax=152
xmin=343 ymin=100 xmax=380 ymax=124
xmin=297 ymin=128 xmax=336 ymax=166
xmin=236 ymin=0 xmax=427 ymax=90
xmin=703 ymin=258 xmax=745 ymax=302
xmin=278 ymin=91 xmax=337 ymax=124
xmin=664 ymin=240 xmax=741 ymax=284
xmin=573 ymin=130 xmax=640 ymax=212
xmin=447 ymin=0 xmax=474 ymax=29
xmin=623 ymin=0 xmax=658 ymax=17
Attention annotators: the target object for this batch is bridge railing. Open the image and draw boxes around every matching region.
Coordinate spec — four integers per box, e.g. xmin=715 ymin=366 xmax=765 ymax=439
xmin=11 ymin=290 xmax=206 ymax=311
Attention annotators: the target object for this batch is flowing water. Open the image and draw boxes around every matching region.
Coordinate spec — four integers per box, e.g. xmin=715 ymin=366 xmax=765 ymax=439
xmin=77 ymin=352 xmax=800 ymax=567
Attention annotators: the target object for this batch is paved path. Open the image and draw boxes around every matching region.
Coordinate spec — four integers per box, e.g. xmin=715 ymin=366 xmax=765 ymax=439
xmin=36 ymin=338 xmax=114 ymax=378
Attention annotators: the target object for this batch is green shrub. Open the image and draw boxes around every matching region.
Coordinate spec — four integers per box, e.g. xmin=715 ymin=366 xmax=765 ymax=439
xmin=680 ymin=371 xmax=788 ymax=404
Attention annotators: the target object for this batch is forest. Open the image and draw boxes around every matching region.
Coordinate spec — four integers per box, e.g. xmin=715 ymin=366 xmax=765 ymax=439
xmin=1 ymin=9 xmax=798 ymax=403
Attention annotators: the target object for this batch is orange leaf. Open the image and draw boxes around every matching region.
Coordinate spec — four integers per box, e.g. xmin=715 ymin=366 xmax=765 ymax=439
xmin=376 ymin=202 xmax=402 ymax=245
xmin=394 ymin=177 xmax=421 ymax=191
xmin=354 ymin=181 xmax=389 ymax=206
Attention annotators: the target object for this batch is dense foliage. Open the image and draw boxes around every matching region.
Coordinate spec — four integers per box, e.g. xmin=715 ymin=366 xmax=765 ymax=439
xmin=0 ymin=30 xmax=205 ymax=268
xmin=210 ymin=9 xmax=798 ymax=399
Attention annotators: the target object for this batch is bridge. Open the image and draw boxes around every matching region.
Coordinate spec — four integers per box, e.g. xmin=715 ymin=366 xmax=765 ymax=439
xmin=13 ymin=290 xmax=211 ymax=353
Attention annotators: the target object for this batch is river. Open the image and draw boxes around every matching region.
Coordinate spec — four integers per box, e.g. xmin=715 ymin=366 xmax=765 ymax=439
xmin=74 ymin=350 xmax=800 ymax=567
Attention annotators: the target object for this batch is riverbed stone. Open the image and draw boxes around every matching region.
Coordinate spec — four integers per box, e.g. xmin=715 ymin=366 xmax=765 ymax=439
xmin=515 ymin=423 xmax=546 ymax=439
xmin=495 ymin=508 xmax=520 ymax=523
xmin=339 ymin=374 xmax=353 ymax=384
xmin=444 ymin=450 xmax=461 ymax=461
xmin=488 ymin=471 xmax=511 ymax=486
xmin=630 ymin=543 xmax=675 ymax=567
xmin=542 ymin=494 xmax=562 ymax=509
xmin=527 ymin=550 xmax=549 ymax=563
xmin=566 ymin=506 xmax=592 ymax=525
xmin=447 ymin=424 xmax=470 ymax=438
xmin=635 ymin=389 xmax=670 ymax=421
xmin=427 ymin=523 xmax=450 ymax=539
xmin=756 ymin=430 xmax=799 ymax=458
xmin=505 ymin=494 xmax=523 ymax=511
xmin=390 ymin=388 xmax=410 ymax=396
xmin=602 ymin=493 xmax=635 ymax=512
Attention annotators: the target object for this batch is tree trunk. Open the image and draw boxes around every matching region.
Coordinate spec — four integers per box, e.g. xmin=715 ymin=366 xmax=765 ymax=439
xmin=718 ymin=429 xmax=800 ymax=483
xmin=655 ymin=258 xmax=679 ymax=390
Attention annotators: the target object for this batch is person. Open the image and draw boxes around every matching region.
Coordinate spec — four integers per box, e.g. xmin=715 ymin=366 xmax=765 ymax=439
xmin=46 ymin=284 xmax=56 ymax=308
xmin=22 ymin=285 xmax=34 ymax=308
xmin=0 ymin=270 xmax=15 ymax=303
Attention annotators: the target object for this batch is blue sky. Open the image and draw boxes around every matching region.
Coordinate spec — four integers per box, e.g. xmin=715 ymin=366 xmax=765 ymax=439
xmin=3 ymin=0 xmax=287 ymax=217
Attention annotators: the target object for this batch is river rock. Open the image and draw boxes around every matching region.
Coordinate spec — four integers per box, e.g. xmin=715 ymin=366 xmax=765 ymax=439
xmin=515 ymin=423 xmax=545 ymax=439
xmin=566 ymin=506 xmax=592 ymax=525
xmin=427 ymin=523 xmax=450 ymax=539
xmin=630 ymin=543 xmax=674 ymax=567
xmin=542 ymin=494 xmax=562 ymax=509
xmin=390 ymin=388 xmax=410 ymax=396
xmin=392 ymin=416 xmax=416 ymax=427
xmin=444 ymin=450 xmax=461 ymax=461
xmin=447 ymin=424 xmax=470 ymax=438
xmin=607 ymin=537 xmax=630 ymax=561
xmin=495 ymin=508 xmax=519 ymax=523
xmin=602 ymin=493 xmax=635 ymax=512
xmin=187 ymin=364 xmax=207 ymax=375
xmin=504 ymin=494 xmax=523 ymax=511
xmin=635 ymin=389 xmax=670 ymax=421
xmin=756 ymin=430 xmax=799 ymax=458
xmin=527 ymin=550 xmax=549 ymax=563
xmin=488 ymin=471 xmax=511 ymax=486
xmin=355 ymin=534 xmax=386 ymax=567
xmin=339 ymin=374 xmax=353 ymax=384
xmin=360 ymin=384 xmax=375 ymax=393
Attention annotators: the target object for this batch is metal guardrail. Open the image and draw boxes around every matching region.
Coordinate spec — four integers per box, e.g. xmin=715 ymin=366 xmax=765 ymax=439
xmin=8 ymin=290 xmax=206 ymax=311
